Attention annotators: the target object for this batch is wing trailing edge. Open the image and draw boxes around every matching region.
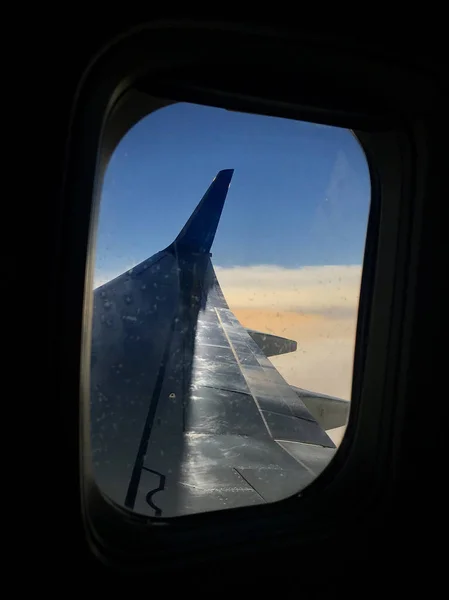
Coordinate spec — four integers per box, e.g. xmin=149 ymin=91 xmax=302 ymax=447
xmin=292 ymin=386 xmax=350 ymax=430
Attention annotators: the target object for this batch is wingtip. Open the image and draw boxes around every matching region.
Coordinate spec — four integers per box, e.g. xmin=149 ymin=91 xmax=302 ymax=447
xmin=172 ymin=169 xmax=234 ymax=254
xmin=214 ymin=168 xmax=234 ymax=186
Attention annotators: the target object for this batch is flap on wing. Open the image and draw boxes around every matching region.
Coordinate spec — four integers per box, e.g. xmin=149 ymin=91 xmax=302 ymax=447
xmin=246 ymin=328 xmax=297 ymax=357
xmin=291 ymin=386 xmax=350 ymax=430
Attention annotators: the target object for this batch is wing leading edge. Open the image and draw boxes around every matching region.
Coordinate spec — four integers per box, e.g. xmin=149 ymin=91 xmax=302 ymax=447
xmin=91 ymin=170 xmax=338 ymax=518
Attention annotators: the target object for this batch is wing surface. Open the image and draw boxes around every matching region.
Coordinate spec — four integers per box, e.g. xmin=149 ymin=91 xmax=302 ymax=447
xmin=91 ymin=169 xmax=337 ymax=518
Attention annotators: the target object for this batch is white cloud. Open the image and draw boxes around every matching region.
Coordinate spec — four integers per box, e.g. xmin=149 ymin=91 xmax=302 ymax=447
xmin=216 ymin=264 xmax=360 ymax=433
xmin=215 ymin=264 xmax=361 ymax=318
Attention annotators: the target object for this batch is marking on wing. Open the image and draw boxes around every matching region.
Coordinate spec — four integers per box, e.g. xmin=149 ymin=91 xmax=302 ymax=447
xmin=233 ymin=468 xmax=266 ymax=502
xmin=273 ymin=441 xmax=316 ymax=477
xmin=214 ymin=307 xmax=273 ymax=437
xmin=142 ymin=467 xmax=166 ymax=517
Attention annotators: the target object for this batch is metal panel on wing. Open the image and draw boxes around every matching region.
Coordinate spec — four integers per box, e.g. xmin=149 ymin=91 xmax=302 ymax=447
xmin=91 ymin=169 xmax=337 ymax=518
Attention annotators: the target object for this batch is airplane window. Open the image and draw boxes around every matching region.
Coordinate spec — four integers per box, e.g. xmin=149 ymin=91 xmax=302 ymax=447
xmin=91 ymin=102 xmax=371 ymax=518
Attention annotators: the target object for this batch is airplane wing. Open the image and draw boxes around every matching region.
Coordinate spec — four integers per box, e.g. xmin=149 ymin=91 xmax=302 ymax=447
xmin=91 ymin=169 xmax=340 ymax=518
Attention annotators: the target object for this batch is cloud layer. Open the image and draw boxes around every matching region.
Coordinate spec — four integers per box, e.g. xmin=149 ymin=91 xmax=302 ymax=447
xmin=215 ymin=264 xmax=361 ymax=445
xmin=214 ymin=264 xmax=361 ymax=317
xmin=215 ymin=265 xmax=360 ymax=399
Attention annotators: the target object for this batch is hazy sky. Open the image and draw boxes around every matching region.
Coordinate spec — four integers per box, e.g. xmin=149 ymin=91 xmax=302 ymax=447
xmin=94 ymin=102 xmax=371 ymax=445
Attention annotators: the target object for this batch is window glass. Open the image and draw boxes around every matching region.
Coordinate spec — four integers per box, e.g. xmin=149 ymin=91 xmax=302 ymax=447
xmin=91 ymin=103 xmax=371 ymax=517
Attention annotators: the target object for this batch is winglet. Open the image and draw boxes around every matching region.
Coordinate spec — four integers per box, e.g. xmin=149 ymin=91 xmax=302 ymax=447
xmin=172 ymin=169 xmax=234 ymax=254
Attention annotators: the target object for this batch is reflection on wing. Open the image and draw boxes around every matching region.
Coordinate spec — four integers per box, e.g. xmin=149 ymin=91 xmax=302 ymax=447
xmin=91 ymin=169 xmax=338 ymax=518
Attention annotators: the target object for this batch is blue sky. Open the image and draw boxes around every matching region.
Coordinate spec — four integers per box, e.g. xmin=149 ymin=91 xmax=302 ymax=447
xmin=94 ymin=103 xmax=370 ymax=282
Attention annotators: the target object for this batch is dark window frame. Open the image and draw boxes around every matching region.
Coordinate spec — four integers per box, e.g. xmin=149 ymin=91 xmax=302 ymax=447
xmin=58 ymin=23 xmax=434 ymax=571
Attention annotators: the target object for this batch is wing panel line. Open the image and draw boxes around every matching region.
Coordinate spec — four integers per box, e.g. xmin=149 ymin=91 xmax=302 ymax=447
xmin=214 ymin=307 xmax=273 ymax=437
xmin=274 ymin=441 xmax=317 ymax=477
